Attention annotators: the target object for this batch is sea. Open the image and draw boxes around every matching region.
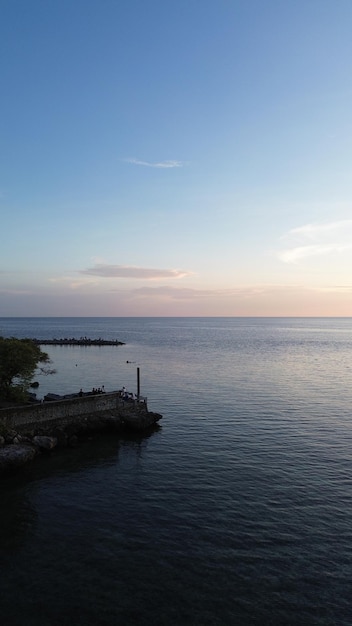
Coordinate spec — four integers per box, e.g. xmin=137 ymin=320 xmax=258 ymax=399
xmin=1 ymin=317 xmax=352 ymax=626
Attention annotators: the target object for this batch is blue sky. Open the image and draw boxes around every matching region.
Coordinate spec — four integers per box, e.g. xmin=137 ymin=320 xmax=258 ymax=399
xmin=1 ymin=0 xmax=352 ymax=316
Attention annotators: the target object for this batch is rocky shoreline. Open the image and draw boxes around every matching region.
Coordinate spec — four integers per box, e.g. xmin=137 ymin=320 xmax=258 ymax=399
xmin=0 ymin=409 xmax=162 ymax=475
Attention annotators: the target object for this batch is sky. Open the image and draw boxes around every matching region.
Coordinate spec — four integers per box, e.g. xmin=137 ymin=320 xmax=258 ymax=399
xmin=1 ymin=0 xmax=352 ymax=317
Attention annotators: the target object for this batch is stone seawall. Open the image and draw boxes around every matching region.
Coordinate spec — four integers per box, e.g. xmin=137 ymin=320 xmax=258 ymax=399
xmin=0 ymin=393 xmax=162 ymax=473
xmin=1 ymin=392 xmax=144 ymax=431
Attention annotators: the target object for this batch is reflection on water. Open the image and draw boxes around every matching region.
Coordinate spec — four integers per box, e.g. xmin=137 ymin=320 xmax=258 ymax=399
xmin=0 ymin=318 xmax=352 ymax=625
xmin=0 ymin=486 xmax=37 ymax=552
xmin=0 ymin=429 xmax=159 ymax=552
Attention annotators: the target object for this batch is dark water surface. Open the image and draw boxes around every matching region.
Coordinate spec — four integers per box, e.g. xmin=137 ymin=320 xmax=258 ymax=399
xmin=1 ymin=318 xmax=352 ymax=625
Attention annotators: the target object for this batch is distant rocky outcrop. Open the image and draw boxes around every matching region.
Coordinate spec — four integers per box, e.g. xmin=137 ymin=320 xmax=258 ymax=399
xmin=32 ymin=337 xmax=125 ymax=346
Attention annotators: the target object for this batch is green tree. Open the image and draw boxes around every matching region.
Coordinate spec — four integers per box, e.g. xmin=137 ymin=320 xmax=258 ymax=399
xmin=0 ymin=337 xmax=54 ymax=403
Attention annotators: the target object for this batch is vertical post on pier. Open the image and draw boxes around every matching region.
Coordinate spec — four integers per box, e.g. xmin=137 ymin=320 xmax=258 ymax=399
xmin=137 ymin=367 xmax=140 ymax=400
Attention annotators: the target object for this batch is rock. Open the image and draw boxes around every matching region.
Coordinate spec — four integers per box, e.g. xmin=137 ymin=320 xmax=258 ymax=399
xmin=68 ymin=435 xmax=78 ymax=447
xmin=51 ymin=427 xmax=68 ymax=446
xmin=4 ymin=429 xmax=18 ymax=444
xmin=18 ymin=435 xmax=33 ymax=445
xmin=0 ymin=444 xmax=37 ymax=473
xmin=44 ymin=393 xmax=62 ymax=402
xmin=32 ymin=436 xmax=58 ymax=451
xmin=123 ymin=411 xmax=162 ymax=431
xmin=0 ymin=436 xmax=5 ymax=447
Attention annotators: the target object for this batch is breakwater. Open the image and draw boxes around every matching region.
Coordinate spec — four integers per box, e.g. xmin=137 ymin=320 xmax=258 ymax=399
xmin=0 ymin=392 xmax=162 ymax=473
xmin=32 ymin=337 xmax=125 ymax=346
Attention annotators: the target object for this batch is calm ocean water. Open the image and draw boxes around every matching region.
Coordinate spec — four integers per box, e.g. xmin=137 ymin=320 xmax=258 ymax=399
xmin=1 ymin=317 xmax=352 ymax=625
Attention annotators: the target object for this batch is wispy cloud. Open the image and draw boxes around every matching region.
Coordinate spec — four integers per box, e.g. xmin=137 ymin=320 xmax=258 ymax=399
xmin=278 ymin=244 xmax=350 ymax=263
xmin=48 ymin=275 xmax=99 ymax=288
xmin=288 ymin=220 xmax=352 ymax=238
xmin=123 ymin=285 xmax=278 ymax=300
xmin=314 ymin=285 xmax=352 ymax=293
xmin=278 ymin=219 xmax=352 ymax=263
xmin=80 ymin=264 xmax=191 ymax=280
xmin=124 ymin=158 xmax=183 ymax=168
xmin=0 ymin=288 xmax=34 ymax=295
